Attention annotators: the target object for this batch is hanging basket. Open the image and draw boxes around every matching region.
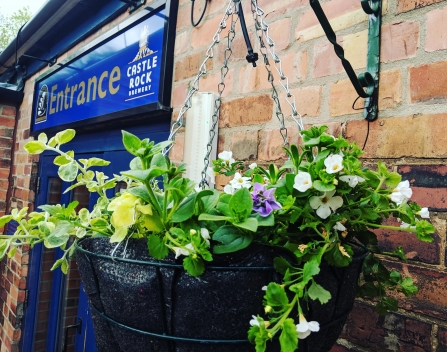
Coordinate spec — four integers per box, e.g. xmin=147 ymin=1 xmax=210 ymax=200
xmin=75 ymin=237 xmax=366 ymax=352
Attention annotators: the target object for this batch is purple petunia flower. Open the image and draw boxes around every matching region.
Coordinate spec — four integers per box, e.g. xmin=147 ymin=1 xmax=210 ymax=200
xmin=251 ymin=183 xmax=282 ymax=217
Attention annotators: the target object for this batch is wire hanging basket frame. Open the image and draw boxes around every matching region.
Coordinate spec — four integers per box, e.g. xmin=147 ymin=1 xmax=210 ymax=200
xmin=163 ymin=0 xmax=305 ymax=188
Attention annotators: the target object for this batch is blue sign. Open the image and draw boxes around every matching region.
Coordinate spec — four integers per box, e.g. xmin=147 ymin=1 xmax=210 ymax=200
xmin=32 ymin=8 xmax=167 ymax=133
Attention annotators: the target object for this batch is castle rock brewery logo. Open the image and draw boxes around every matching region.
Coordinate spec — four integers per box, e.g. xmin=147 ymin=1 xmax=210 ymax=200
xmin=36 ymin=85 xmax=49 ymax=123
xmin=126 ymin=25 xmax=158 ymax=101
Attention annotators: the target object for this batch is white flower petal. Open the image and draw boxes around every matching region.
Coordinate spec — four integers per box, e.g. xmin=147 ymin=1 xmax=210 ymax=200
xmin=295 ymin=322 xmax=309 ymax=333
xmin=298 ymin=330 xmax=311 ymax=339
xmin=327 ymin=196 xmax=343 ymax=211
xmin=334 ymin=222 xmax=346 ymax=231
xmin=249 ymin=315 xmax=260 ymax=327
xmin=224 ymin=184 xmax=235 ymax=194
xmin=294 ymin=172 xmax=313 ymax=192
xmin=249 ymin=163 xmax=257 ymax=170
xmin=419 ymin=207 xmax=430 ymax=219
xmin=307 ymin=321 xmax=320 ymax=332
xmin=316 ymin=204 xmax=331 ymax=219
xmin=309 ymin=196 xmax=323 ymax=210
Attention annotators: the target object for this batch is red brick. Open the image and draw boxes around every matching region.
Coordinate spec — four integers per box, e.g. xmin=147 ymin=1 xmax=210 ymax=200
xmin=268 ymin=17 xmax=291 ymax=51
xmin=426 ymin=6 xmax=447 ymax=52
xmin=258 ymin=126 xmax=299 ymax=162
xmin=381 ymin=22 xmax=420 ymax=63
xmin=219 ymin=94 xmax=273 ymax=128
xmin=410 ymin=61 xmax=447 ymax=103
xmin=345 ymin=114 xmax=447 ymax=158
xmin=385 ymin=260 xmax=447 ymax=320
xmin=0 ymin=107 xmax=16 ymax=117
xmin=296 ymin=0 xmax=361 ymax=32
xmin=340 ymin=302 xmax=432 ymax=351
xmin=313 ymin=40 xmax=343 ymax=78
xmin=397 ymin=0 xmax=444 ymax=14
xmin=375 ymin=217 xmax=441 ymax=264
xmin=169 ymin=133 xmax=184 ymax=163
xmin=172 ymin=83 xmax=188 ymax=109
xmin=439 ymin=327 xmax=447 ymax=351
xmin=280 ymin=86 xmax=322 ymax=118
xmin=174 ymin=52 xmax=214 ymax=82
xmin=329 ymin=344 xmax=350 ymax=352
xmin=230 ymin=130 xmax=259 ymax=161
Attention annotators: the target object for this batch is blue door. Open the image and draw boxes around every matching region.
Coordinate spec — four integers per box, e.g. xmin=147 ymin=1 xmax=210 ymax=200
xmin=20 ymin=121 xmax=170 ymax=352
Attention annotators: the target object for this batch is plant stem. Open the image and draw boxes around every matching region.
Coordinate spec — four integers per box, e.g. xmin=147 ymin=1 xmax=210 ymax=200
xmin=144 ymin=180 xmax=164 ymax=221
xmin=353 ymin=221 xmax=416 ymax=233
xmin=268 ymin=294 xmax=298 ymax=332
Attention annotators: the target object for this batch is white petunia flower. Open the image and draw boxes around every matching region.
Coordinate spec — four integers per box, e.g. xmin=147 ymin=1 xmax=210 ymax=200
xmin=324 ymin=154 xmax=344 ymax=174
xmin=418 ymin=207 xmax=430 ymax=219
xmin=309 ymin=190 xmax=343 ymax=219
xmin=224 ymin=184 xmax=235 ymax=194
xmin=293 ymin=171 xmax=313 ymax=192
xmin=173 ymin=243 xmax=194 ymax=259
xmin=249 ymin=315 xmax=260 ymax=327
xmin=249 ymin=163 xmax=258 ymax=170
xmin=296 ymin=315 xmax=320 ymax=339
xmin=218 ymin=151 xmax=235 ymax=165
xmin=206 ymin=166 xmax=216 ymax=184
xmin=333 ymin=222 xmax=346 ymax=232
xmin=390 ymin=180 xmax=412 ymax=205
xmin=339 ymin=175 xmax=365 ymax=188
xmin=200 ymin=228 xmax=210 ymax=246
xmin=261 ymin=286 xmax=268 ymax=291
xmin=230 ymin=172 xmax=251 ymax=190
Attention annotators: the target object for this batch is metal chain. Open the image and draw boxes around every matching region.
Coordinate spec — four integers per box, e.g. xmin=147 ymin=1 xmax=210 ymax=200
xmin=250 ymin=0 xmax=304 ymax=146
xmin=199 ymin=1 xmax=240 ymax=188
xmin=163 ymin=0 xmax=237 ymax=156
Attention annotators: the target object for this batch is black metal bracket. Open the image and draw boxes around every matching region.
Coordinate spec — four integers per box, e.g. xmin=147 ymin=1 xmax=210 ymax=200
xmin=62 ymin=317 xmax=82 ymax=352
xmin=120 ymin=0 xmax=146 ymax=13
xmin=310 ymin=0 xmax=382 ymax=121
xmin=21 ymin=54 xmax=57 ymax=67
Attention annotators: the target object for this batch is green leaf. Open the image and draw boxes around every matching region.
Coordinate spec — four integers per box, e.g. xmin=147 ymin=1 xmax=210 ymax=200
xmin=273 ymin=257 xmax=294 ymax=275
xmin=24 ymin=141 xmax=46 ymax=154
xmin=385 ymin=172 xmax=402 ymax=189
xmin=416 ymin=220 xmax=435 ymax=242
xmin=44 ymin=221 xmax=72 ymax=248
xmin=0 ymin=239 xmax=9 ymax=259
xmin=212 ymin=225 xmax=253 ymax=254
xmin=279 ymin=318 xmax=298 ymax=352
xmin=87 ymin=158 xmax=111 ymax=167
xmin=0 ymin=215 xmax=13 ymax=228
xmin=229 ymin=188 xmax=253 ymax=222
xmin=376 ymin=297 xmax=398 ymax=315
xmin=377 ymin=161 xmax=389 ymax=177
xmin=110 ymin=227 xmax=128 ymax=243
xmin=198 ymin=214 xmax=232 ymax=222
xmin=122 ymin=130 xmax=141 ymax=156
xmin=234 ymin=217 xmax=258 ymax=232
xmin=266 ymin=282 xmax=289 ymax=307
xmin=183 ymin=256 xmax=204 ymax=276
xmin=171 ymin=194 xmax=197 ymax=223
xmin=254 ymin=213 xmax=274 ymax=227
xmin=150 ymin=153 xmax=168 ymax=170
xmin=324 ymin=243 xmax=353 ymax=267
xmin=147 ymin=234 xmax=168 ymax=259
xmin=302 ymin=259 xmax=320 ymax=284
xmin=121 ymin=169 xmax=151 ymax=182
xmin=308 ymin=281 xmax=331 ymax=304
xmin=312 ymin=180 xmax=335 ymax=192
xmin=55 ymin=129 xmax=76 ymax=145
xmin=400 ymin=277 xmax=418 ymax=297
xmin=38 ymin=132 xmax=48 ymax=144
xmin=7 ymin=247 xmax=17 ymax=259
xmin=127 ymin=186 xmax=151 ymax=203
xmin=58 ymin=161 xmax=78 ymax=182
xmin=53 ymin=154 xmax=73 ymax=166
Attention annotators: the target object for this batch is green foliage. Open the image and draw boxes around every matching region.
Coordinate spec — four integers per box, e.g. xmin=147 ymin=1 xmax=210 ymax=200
xmin=0 ymin=6 xmax=32 ymax=50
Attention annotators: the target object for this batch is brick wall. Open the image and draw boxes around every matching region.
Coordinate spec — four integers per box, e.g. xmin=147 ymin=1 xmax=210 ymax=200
xmin=170 ymin=0 xmax=447 ymax=350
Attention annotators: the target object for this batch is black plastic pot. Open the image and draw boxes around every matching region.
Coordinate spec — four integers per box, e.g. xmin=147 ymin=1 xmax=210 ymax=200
xmin=75 ymin=238 xmax=365 ymax=352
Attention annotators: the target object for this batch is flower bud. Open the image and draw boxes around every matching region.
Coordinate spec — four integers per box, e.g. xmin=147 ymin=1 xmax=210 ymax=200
xmin=192 ymin=254 xmax=198 ymax=259
xmin=265 ymin=305 xmax=272 ymax=313
xmin=190 ymin=229 xmax=197 ymax=235
xmin=264 ymin=321 xmax=271 ymax=328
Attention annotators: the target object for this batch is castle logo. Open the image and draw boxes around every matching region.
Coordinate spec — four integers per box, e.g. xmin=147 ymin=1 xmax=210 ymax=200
xmin=130 ymin=25 xmax=154 ymax=63
xmin=36 ymin=84 xmax=49 ymax=123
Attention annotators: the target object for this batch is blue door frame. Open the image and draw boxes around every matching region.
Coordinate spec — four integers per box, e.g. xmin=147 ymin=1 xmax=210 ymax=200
xmin=20 ymin=119 xmax=170 ymax=352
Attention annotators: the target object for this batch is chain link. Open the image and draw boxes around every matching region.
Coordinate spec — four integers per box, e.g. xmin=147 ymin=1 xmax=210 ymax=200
xmin=250 ymin=0 xmax=304 ymax=146
xmin=199 ymin=1 xmax=241 ymax=188
xmin=163 ymin=0 xmax=237 ymax=156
